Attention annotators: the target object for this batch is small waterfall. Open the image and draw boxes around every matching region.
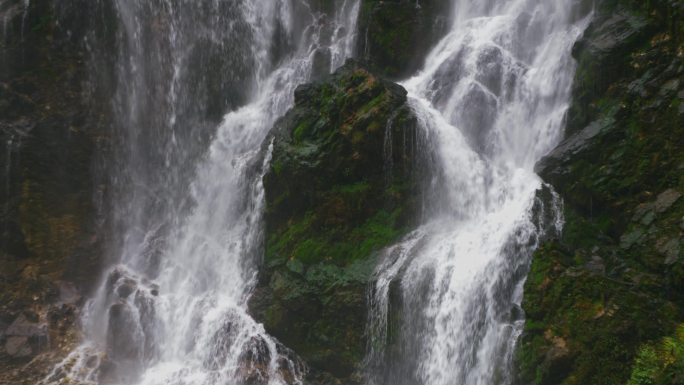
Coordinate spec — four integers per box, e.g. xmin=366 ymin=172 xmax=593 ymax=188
xmin=44 ymin=1 xmax=360 ymax=384
xmin=365 ymin=1 xmax=591 ymax=384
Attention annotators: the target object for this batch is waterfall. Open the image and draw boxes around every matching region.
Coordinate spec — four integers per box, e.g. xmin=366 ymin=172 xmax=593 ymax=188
xmin=36 ymin=0 xmax=592 ymax=383
xmin=365 ymin=1 xmax=591 ymax=384
xmin=44 ymin=1 xmax=359 ymax=384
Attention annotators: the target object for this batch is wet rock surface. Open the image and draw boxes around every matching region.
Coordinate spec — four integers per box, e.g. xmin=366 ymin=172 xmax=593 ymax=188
xmin=0 ymin=0 xmax=110 ymax=383
xmin=250 ymin=60 xmax=432 ymax=383
xmin=3 ymin=313 xmax=48 ymax=358
xmin=520 ymin=0 xmax=684 ymax=384
xmin=2 ymin=1 xmax=682 ymax=384
xmin=356 ymin=0 xmax=451 ymax=79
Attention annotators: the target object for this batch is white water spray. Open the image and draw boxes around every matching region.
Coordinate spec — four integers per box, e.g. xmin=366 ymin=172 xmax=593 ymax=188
xmin=366 ymin=1 xmax=590 ymax=384
xmin=44 ymin=1 xmax=359 ymax=384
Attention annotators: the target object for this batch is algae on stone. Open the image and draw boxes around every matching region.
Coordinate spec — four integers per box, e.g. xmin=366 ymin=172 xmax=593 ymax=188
xmin=250 ymin=60 xmax=431 ymax=383
xmin=519 ymin=0 xmax=684 ymax=384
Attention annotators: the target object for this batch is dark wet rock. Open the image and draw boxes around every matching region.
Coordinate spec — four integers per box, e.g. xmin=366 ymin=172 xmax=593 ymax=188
xmin=535 ymin=116 xmax=615 ymax=181
xmin=98 ymin=357 xmax=122 ymax=385
xmin=205 ymin=316 xmax=239 ymax=371
xmin=133 ymin=290 xmax=157 ymax=361
xmin=204 ymin=315 xmax=304 ymax=385
xmin=520 ymin=1 xmax=684 ymax=384
xmin=5 ymin=337 xmax=32 ymax=358
xmin=0 ymin=0 xmax=107 ymax=291
xmin=654 ymin=189 xmax=682 ymax=213
xmin=238 ymin=336 xmax=271 ymax=368
xmin=656 ymin=237 xmax=681 ymax=265
xmin=585 ymin=255 xmax=606 ymax=275
xmin=566 ymin=6 xmax=653 ymax=134
xmin=0 ymin=319 xmax=8 ymax=340
xmin=356 ymin=0 xmax=451 ymax=79
xmin=620 ymin=228 xmax=645 ymax=250
xmin=0 ymin=2 xmax=109 ymax=380
xmin=116 ymin=278 xmax=138 ymax=299
xmin=107 ymin=303 xmax=141 ymax=363
xmin=186 ymin=34 xmax=256 ymax=121
xmin=56 ymin=280 xmax=81 ymax=305
xmin=455 ymin=83 xmax=499 ymax=151
xmin=105 ymin=268 xmax=124 ymax=293
xmin=250 ymin=61 xmax=431 ymax=383
xmin=5 ymin=313 xmax=46 ymax=337
xmin=236 ymin=337 xmax=273 ymax=385
xmin=311 ymin=47 xmax=332 ymax=81
xmin=2 ymin=313 xmax=48 ymax=359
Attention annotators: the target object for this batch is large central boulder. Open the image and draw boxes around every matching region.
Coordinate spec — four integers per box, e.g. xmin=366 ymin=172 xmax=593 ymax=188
xmin=250 ymin=60 xmax=430 ymax=383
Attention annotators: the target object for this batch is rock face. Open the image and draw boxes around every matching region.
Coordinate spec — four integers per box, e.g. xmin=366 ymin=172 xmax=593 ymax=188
xmin=3 ymin=313 xmax=48 ymax=358
xmin=356 ymin=0 xmax=451 ymax=79
xmin=0 ymin=0 xmax=110 ymax=383
xmin=249 ymin=60 xmax=431 ymax=383
xmin=519 ymin=0 xmax=684 ymax=384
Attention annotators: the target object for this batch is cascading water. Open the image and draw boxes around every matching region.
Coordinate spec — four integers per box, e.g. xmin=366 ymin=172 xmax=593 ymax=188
xmin=366 ymin=1 xmax=591 ymax=384
xmin=38 ymin=0 xmax=591 ymax=383
xmin=44 ymin=1 xmax=360 ymax=384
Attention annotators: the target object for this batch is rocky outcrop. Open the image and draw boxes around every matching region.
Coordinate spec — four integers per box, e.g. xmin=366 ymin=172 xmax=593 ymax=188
xmin=356 ymin=0 xmax=451 ymax=79
xmin=0 ymin=0 xmax=111 ymax=383
xmin=519 ymin=0 xmax=684 ymax=384
xmin=249 ymin=60 xmax=431 ymax=383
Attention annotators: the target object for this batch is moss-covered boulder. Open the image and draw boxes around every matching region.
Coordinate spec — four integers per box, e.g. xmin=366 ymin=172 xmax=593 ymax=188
xmin=519 ymin=1 xmax=684 ymax=384
xmin=356 ymin=0 xmax=451 ymax=79
xmin=249 ymin=60 xmax=429 ymax=383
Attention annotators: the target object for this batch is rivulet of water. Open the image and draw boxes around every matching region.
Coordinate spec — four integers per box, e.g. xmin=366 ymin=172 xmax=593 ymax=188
xmin=44 ymin=1 xmax=359 ymax=384
xmin=365 ymin=1 xmax=591 ymax=384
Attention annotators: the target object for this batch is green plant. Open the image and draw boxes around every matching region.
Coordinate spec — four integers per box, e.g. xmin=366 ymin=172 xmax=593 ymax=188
xmin=628 ymin=324 xmax=684 ymax=385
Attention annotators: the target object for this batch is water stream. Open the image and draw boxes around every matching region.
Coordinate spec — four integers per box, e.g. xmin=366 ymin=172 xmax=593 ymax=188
xmin=45 ymin=1 xmax=359 ymax=384
xmin=365 ymin=1 xmax=590 ymax=384
xmin=40 ymin=0 xmax=592 ymax=384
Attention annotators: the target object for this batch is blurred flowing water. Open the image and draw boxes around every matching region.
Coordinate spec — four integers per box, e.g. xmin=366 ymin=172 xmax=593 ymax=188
xmin=365 ymin=1 xmax=591 ymax=384
xmin=44 ymin=1 xmax=359 ymax=384
xmin=39 ymin=0 xmax=593 ymax=384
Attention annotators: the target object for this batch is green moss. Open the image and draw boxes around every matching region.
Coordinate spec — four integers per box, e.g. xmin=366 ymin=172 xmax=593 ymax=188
xmin=266 ymin=212 xmax=316 ymax=263
xmin=333 ymin=182 xmax=370 ymax=195
xmin=272 ymin=159 xmax=284 ymax=176
xmin=293 ymin=121 xmax=310 ymax=142
xmin=521 ymin=237 xmax=680 ymax=384
xmin=628 ymin=324 xmax=684 ymax=385
xmin=253 ymin=62 xmax=423 ymax=379
xmin=293 ymin=238 xmax=327 ymax=265
xmin=266 ymin=208 xmax=404 ymax=266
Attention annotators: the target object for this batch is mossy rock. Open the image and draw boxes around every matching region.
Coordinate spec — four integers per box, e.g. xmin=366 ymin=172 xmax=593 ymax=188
xmin=356 ymin=0 xmax=451 ymax=79
xmin=0 ymin=1 xmax=110 ymax=381
xmin=627 ymin=323 xmax=684 ymax=385
xmin=520 ymin=0 xmax=684 ymax=384
xmin=250 ymin=60 xmax=430 ymax=382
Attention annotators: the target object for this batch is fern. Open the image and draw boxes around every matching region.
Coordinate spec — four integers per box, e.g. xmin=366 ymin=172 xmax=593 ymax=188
xmin=628 ymin=324 xmax=684 ymax=385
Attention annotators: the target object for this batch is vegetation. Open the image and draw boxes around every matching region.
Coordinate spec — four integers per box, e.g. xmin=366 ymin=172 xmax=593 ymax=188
xmin=518 ymin=0 xmax=684 ymax=383
xmin=628 ymin=324 xmax=684 ymax=385
xmin=250 ymin=61 xmax=429 ymax=383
